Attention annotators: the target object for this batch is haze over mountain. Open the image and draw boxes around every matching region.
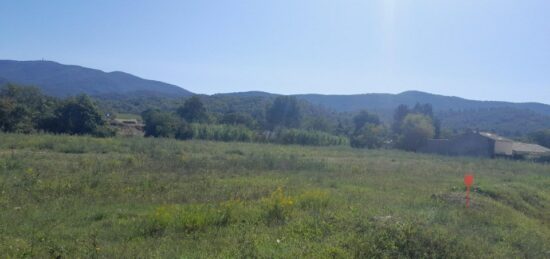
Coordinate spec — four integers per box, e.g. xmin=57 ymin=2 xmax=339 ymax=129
xmin=214 ymin=91 xmax=550 ymax=137
xmin=2 ymin=59 xmax=550 ymax=121
xmin=296 ymin=91 xmax=550 ymax=116
xmin=0 ymin=60 xmax=193 ymax=98
xmin=221 ymin=91 xmax=550 ymax=116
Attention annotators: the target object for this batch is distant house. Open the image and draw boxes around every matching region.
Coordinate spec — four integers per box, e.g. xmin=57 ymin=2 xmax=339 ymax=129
xmin=110 ymin=119 xmax=144 ymax=136
xmin=112 ymin=119 xmax=140 ymax=125
xmin=419 ymin=131 xmax=550 ymax=159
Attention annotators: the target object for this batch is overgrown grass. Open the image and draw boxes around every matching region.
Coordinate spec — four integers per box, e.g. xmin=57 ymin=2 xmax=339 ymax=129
xmin=188 ymin=123 xmax=349 ymax=146
xmin=0 ymin=133 xmax=549 ymax=258
xmin=190 ymin=123 xmax=256 ymax=142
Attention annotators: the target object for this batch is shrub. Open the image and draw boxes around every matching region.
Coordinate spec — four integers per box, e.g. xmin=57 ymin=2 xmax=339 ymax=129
xmin=177 ymin=96 xmax=209 ymax=123
xmin=141 ymin=109 xmax=181 ymax=138
xmin=175 ymin=121 xmax=193 ymax=140
xmin=528 ymin=129 xmax=550 ymax=148
xmin=190 ymin=123 xmax=255 ymax=142
xmin=0 ymin=84 xmax=57 ymax=133
xmin=146 ymin=204 xmax=230 ymax=235
xmin=350 ymin=123 xmax=388 ymax=149
xmin=297 ymin=189 xmax=330 ymax=211
xmin=272 ymin=128 xmax=348 ymax=146
xmin=353 ymin=110 xmax=381 ymax=131
xmin=262 ymin=187 xmax=295 ymax=225
xmin=396 ymin=113 xmax=434 ymax=151
xmin=266 ymin=96 xmax=302 ymax=129
xmin=48 ymin=95 xmax=107 ymax=135
xmin=350 ymin=221 xmax=466 ymax=258
xmin=220 ymin=112 xmax=257 ymax=129
xmin=92 ymin=125 xmax=116 ymax=138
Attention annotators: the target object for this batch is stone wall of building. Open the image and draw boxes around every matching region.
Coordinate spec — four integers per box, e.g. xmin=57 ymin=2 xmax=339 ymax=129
xmin=447 ymin=132 xmax=494 ymax=157
xmin=419 ymin=132 xmax=494 ymax=158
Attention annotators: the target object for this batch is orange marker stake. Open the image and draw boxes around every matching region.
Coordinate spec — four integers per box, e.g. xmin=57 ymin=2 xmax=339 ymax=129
xmin=464 ymin=174 xmax=474 ymax=208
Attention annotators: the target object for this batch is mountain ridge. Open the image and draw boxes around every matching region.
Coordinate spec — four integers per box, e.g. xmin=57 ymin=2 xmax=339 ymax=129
xmin=218 ymin=90 xmax=550 ymax=116
xmin=2 ymin=60 xmax=549 ymax=117
xmin=0 ymin=60 xmax=193 ymax=98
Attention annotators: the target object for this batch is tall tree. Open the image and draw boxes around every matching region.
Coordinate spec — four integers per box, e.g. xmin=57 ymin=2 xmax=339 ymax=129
xmin=266 ymin=96 xmax=302 ymax=129
xmin=412 ymin=103 xmax=434 ymax=118
xmin=0 ymin=97 xmax=24 ymax=132
xmin=350 ymin=110 xmax=386 ymax=149
xmin=397 ymin=114 xmax=435 ymax=151
xmin=304 ymin=116 xmax=333 ymax=132
xmin=220 ymin=111 xmax=256 ymax=129
xmin=433 ymin=118 xmax=442 ymax=139
xmin=177 ymin=96 xmax=208 ymax=123
xmin=393 ymin=103 xmax=440 ymax=139
xmin=392 ymin=104 xmax=410 ymax=134
xmin=50 ymin=95 xmax=106 ymax=135
xmin=0 ymin=84 xmax=56 ymax=133
xmin=141 ymin=109 xmax=180 ymax=138
xmin=353 ymin=110 xmax=381 ymax=131
xmin=350 ymin=123 xmax=388 ymax=149
xmin=529 ymin=129 xmax=550 ymax=148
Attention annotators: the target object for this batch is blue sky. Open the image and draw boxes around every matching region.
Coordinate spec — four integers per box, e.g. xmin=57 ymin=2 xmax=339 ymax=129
xmin=1 ymin=0 xmax=549 ymax=103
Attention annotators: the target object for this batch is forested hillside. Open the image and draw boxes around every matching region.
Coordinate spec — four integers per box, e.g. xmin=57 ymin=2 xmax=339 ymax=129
xmin=294 ymin=91 xmax=550 ymax=116
xmin=0 ymin=60 xmax=193 ymax=97
xmin=439 ymin=107 xmax=550 ymax=136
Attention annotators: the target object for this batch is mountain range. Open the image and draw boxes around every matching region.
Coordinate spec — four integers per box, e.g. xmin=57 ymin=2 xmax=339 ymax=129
xmin=222 ymin=91 xmax=550 ymax=117
xmin=1 ymin=59 xmax=550 ymax=120
xmin=0 ymin=60 xmax=192 ymax=98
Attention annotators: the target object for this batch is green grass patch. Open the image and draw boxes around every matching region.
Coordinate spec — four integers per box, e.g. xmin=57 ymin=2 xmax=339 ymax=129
xmin=0 ymin=133 xmax=549 ymax=258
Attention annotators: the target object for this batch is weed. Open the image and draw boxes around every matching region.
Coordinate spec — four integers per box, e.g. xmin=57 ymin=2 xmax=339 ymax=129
xmin=147 ymin=204 xmax=230 ymax=234
xmin=262 ymin=187 xmax=295 ymax=225
xmin=297 ymin=189 xmax=330 ymax=211
xmin=0 ymin=133 xmax=548 ymax=257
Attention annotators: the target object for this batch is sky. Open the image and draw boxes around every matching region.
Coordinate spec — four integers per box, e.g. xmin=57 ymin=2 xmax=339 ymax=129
xmin=1 ymin=0 xmax=549 ymax=103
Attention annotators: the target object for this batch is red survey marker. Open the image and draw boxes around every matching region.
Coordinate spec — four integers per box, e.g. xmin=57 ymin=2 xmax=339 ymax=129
xmin=464 ymin=174 xmax=474 ymax=208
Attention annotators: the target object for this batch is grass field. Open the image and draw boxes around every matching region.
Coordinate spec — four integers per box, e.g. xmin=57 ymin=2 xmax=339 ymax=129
xmin=0 ymin=133 xmax=549 ymax=258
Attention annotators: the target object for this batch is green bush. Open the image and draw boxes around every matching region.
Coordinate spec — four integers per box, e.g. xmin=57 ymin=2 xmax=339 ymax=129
xmin=396 ymin=113 xmax=435 ymax=151
xmin=262 ymin=187 xmax=295 ymax=225
xmin=48 ymin=95 xmax=107 ymax=136
xmin=1 ymin=134 xmax=549 ymax=257
xmin=92 ymin=125 xmax=116 ymax=138
xmin=146 ymin=204 xmax=230 ymax=235
xmin=188 ymin=125 xmax=348 ymax=146
xmin=297 ymin=189 xmax=330 ymax=211
xmin=350 ymin=221 xmax=468 ymax=258
xmin=175 ymin=122 xmax=193 ymax=140
xmin=529 ymin=129 xmax=550 ymax=148
xmin=271 ymin=128 xmax=348 ymax=146
xmin=190 ymin=123 xmax=255 ymax=142
xmin=141 ymin=109 xmax=181 ymax=138
xmin=0 ymin=84 xmax=56 ymax=133
xmin=0 ymin=85 xmax=113 ymax=137
xmin=350 ymin=123 xmax=388 ymax=149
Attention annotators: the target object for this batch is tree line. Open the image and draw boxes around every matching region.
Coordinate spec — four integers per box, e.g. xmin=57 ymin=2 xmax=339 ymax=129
xmin=2 ymin=84 xmax=549 ymax=150
xmin=349 ymin=103 xmax=440 ymax=151
xmin=138 ymin=94 xmax=442 ymax=150
xmin=0 ymin=84 xmax=113 ymax=136
xmin=139 ymin=95 xmax=347 ymax=146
